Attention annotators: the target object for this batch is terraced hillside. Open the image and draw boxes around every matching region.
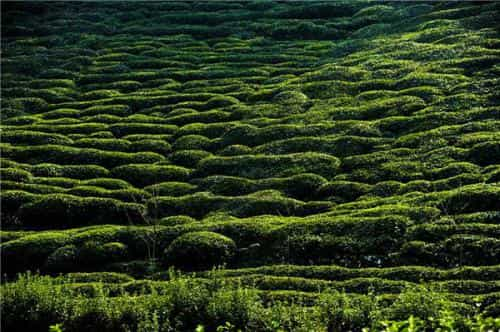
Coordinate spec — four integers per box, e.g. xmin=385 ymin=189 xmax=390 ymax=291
xmin=1 ymin=1 xmax=500 ymax=331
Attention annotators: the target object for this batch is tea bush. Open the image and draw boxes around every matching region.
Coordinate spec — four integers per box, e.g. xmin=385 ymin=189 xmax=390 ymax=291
xmin=164 ymin=231 xmax=236 ymax=271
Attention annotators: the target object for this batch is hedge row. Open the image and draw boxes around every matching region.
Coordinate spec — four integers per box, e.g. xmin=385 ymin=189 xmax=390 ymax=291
xmin=16 ymin=194 xmax=144 ymax=228
xmin=1 ymin=130 xmax=73 ymax=145
xmin=397 ymin=235 xmax=500 ymax=267
xmin=1 ymin=213 xmax=409 ymax=274
xmin=111 ymin=164 xmax=191 ymax=187
xmin=150 ymin=191 xmax=330 ymax=219
xmin=195 ymin=173 xmax=328 ymax=201
xmin=197 ymin=153 xmax=341 ymax=179
xmin=46 ymin=241 xmax=129 ymax=272
xmin=212 ymin=264 xmax=500 ymax=283
xmin=30 ymin=163 xmax=110 ymax=179
xmin=5 ymin=145 xmax=166 ymax=168
xmin=253 ymin=135 xmax=387 ymax=157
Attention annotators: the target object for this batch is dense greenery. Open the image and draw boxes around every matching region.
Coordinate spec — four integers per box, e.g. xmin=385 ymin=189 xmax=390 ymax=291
xmin=1 ymin=1 xmax=499 ymax=330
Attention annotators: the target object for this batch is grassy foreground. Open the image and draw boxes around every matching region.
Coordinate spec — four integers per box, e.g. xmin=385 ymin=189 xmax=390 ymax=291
xmin=1 ymin=1 xmax=499 ymax=331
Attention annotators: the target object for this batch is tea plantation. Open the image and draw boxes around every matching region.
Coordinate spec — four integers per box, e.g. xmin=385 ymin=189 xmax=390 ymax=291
xmin=1 ymin=1 xmax=500 ymax=331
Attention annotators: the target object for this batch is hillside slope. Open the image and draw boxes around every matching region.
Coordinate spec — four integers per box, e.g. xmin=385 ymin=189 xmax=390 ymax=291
xmin=1 ymin=1 xmax=500 ymax=331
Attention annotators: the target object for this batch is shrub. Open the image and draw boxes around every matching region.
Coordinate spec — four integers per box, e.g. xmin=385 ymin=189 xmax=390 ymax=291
xmin=197 ymin=153 xmax=341 ymax=179
xmin=0 ymin=167 xmax=33 ymax=182
xmin=144 ymin=181 xmax=197 ymax=196
xmin=64 ymin=185 xmax=107 ymax=197
xmin=25 ymin=123 xmax=108 ymax=135
xmin=111 ymin=164 xmax=191 ymax=187
xmin=0 ymin=274 xmax=71 ymax=331
xmin=205 ymin=288 xmax=262 ymax=331
xmin=218 ymin=144 xmax=252 ymax=156
xmin=165 ymin=110 xmax=231 ymax=126
xmin=280 ymin=173 xmax=329 ymax=201
xmin=1 ymin=130 xmax=73 ymax=145
xmin=371 ymin=181 xmax=403 ymax=197
xmin=486 ymin=168 xmax=500 ymax=183
xmin=1 ymin=181 xmax=66 ymax=195
xmin=442 ymin=235 xmax=500 ymax=266
xmin=159 ymin=215 xmax=197 ymax=226
xmin=78 ymin=241 xmax=128 ymax=267
xmin=42 ymin=108 xmax=80 ymax=119
xmin=273 ymin=2 xmax=360 ymax=19
xmin=371 ymin=286 xmax=471 ymax=329
xmin=177 ymin=122 xmax=239 ymax=139
xmin=432 ymin=173 xmax=484 ymax=191
xmin=428 ymin=162 xmax=481 ymax=180
xmin=169 ymin=150 xmax=212 ymax=168
xmin=109 ymin=123 xmax=177 ymax=137
xmin=45 ymin=245 xmax=80 ymax=272
xmin=204 ymin=95 xmax=239 ymax=109
xmin=0 ymin=190 xmax=38 ymax=223
xmin=64 ymin=272 xmax=134 ymax=283
xmin=442 ymin=185 xmax=500 ymax=214
xmin=469 ymin=141 xmax=500 ymax=166
xmin=7 ymin=97 xmax=48 ymax=114
xmin=10 ymin=145 xmax=166 ymax=168
xmin=18 ymin=194 xmax=144 ymax=227
xmin=108 ymin=80 xmax=142 ymax=92
xmin=107 ymin=188 xmax=152 ymax=202
xmin=130 ymin=139 xmax=172 ymax=155
xmin=172 ymin=134 xmax=212 ymax=151
xmin=318 ymin=181 xmax=372 ymax=202
xmin=230 ymin=191 xmax=306 ymax=218
xmin=272 ymin=90 xmax=308 ymax=106
xmin=80 ymin=89 xmax=121 ymax=100
xmin=399 ymin=180 xmax=433 ymax=194
xmin=153 ymin=191 xmax=306 ymax=219
xmin=31 ymin=163 xmax=110 ymax=179
xmin=318 ymin=291 xmax=375 ymax=332
xmin=254 ymin=136 xmax=381 ymax=157
xmin=81 ymin=178 xmax=131 ymax=190
xmin=123 ymin=134 xmax=172 ymax=142
xmin=72 ymin=138 xmax=132 ymax=152
xmin=1 ymin=233 xmax=70 ymax=273
xmin=197 ymin=176 xmax=257 ymax=196
xmin=164 ymin=231 xmax=236 ymax=271
xmin=284 ymin=234 xmax=366 ymax=266
xmin=89 ymin=131 xmax=115 ymax=139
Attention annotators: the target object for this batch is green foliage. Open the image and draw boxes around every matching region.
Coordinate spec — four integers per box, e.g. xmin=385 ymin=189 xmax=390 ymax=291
xmin=164 ymin=231 xmax=236 ymax=271
xmin=160 ymin=215 xmax=197 ymax=226
xmin=31 ymin=163 xmax=110 ymax=179
xmin=468 ymin=141 xmax=500 ymax=166
xmin=7 ymin=145 xmax=166 ymax=168
xmin=442 ymin=185 xmax=500 ymax=214
xmin=1 ymin=233 xmax=70 ymax=273
xmin=1 ymin=190 xmax=38 ymax=224
xmin=1 ymin=1 xmax=500 ymax=328
xmin=1 ymin=130 xmax=73 ymax=145
xmin=145 ymin=181 xmax=197 ymax=197
xmin=198 ymin=153 xmax=341 ymax=179
xmin=18 ymin=194 xmax=144 ymax=227
xmin=318 ymin=290 xmax=375 ymax=331
xmin=109 ymin=123 xmax=177 ymax=137
xmin=318 ymin=181 xmax=372 ymax=202
xmin=80 ymin=178 xmax=131 ymax=190
xmin=111 ymin=164 xmax=191 ymax=187
xmin=169 ymin=149 xmax=212 ymax=168
xmin=0 ymin=167 xmax=33 ymax=182
xmin=152 ymin=190 xmax=309 ymax=219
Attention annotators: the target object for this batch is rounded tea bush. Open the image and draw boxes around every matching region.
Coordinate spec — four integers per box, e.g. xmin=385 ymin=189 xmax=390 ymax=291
xmin=164 ymin=231 xmax=236 ymax=271
xmin=272 ymin=90 xmax=308 ymax=106
xmin=45 ymin=244 xmax=79 ymax=272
